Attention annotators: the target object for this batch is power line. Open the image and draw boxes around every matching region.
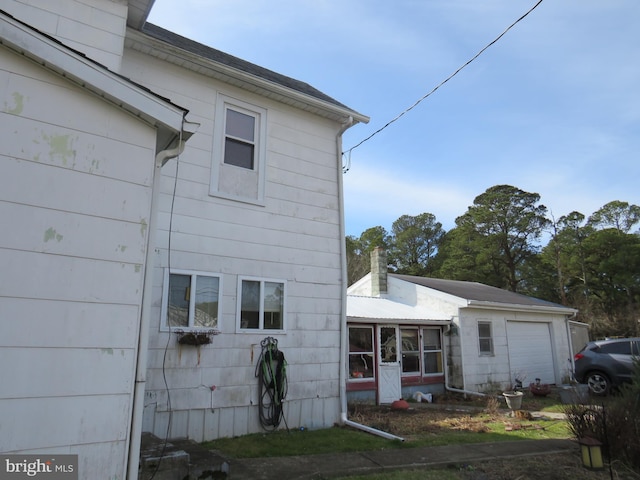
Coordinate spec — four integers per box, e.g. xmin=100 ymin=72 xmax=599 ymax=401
xmin=342 ymin=0 xmax=544 ymax=170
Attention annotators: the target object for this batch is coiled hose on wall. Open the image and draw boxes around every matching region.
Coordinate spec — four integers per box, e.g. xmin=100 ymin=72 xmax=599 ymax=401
xmin=255 ymin=336 xmax=288 ymax=430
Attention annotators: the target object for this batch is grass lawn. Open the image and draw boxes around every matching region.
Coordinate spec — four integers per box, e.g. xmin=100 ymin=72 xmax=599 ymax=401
xmin=202 ymin=391 xmax=570 ymax=458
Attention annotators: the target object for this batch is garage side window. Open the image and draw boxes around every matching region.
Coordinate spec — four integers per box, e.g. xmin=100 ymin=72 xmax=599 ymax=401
xmin=478 ymin=321 xmax=494 ymax=355
xmin=348 ymin=326 xmax=374 ymax=380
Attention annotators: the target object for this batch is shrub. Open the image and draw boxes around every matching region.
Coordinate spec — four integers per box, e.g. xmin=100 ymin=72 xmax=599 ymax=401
xmin=564 ymin=360 xmax=640 ymax=473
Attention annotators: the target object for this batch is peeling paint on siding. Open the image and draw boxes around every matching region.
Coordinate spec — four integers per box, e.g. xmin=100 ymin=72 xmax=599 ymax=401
xmin=5 ymin=92 xmax=24 ymax=115
xmin=43 ymin=227 xmax=63 ymax=243
xmin=43 ymin=133 xmax=77 ymax=166
xmin=139 ymin=218 xmax=148 ymax=237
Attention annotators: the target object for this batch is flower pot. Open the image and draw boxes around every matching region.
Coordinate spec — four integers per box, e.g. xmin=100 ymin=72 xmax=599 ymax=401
xmin=503 ymin=391 xmax=523 ymax=410
xmin=529 ymin=382 xmax=551 ymax=396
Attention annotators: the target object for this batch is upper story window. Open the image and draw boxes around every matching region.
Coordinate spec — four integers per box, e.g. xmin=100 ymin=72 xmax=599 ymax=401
xmin=478 ymin=321 xmax=494 ymax=355
xmin=211 ymin=95 xmax=267 ymax=205
xmin=162 ymin=269 xmax=222 ymax=331
xmin=224 ymin=108 xmax=256 ymax=169
xmin=237 ymin=277 xmax=286 ymax=331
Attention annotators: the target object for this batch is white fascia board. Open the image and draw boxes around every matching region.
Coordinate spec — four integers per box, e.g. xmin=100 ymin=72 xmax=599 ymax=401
xmin=1 ymin=13 xmax=187 ymax=137
xmin=347 ymin=317 xmax=452 ymax=325
xmin=125 ymin=29 xmax=369 ymax=125
xmin=465 ymin=300 xmax=578 ymax=315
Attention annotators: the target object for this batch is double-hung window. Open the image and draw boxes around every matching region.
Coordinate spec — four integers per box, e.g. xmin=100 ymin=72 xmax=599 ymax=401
xmin=211 ymin=95 xmax=267 ymax=204
xmin=162 ymin=270 xmax=221 ymax=331
xmin=348 ymin=326 xmax=374 ymax=380
xmin=478 ymin=321 xmax=494 ymax=355
xmin=224 ymin=108 xmax=256 ymax=169
xmin=400 ymin=328 xmax=420 ymax=374
xmin=238 ymin=277 xmax=286 ymax=331
xmin=422 ymin=328 xmax=443 ymax=374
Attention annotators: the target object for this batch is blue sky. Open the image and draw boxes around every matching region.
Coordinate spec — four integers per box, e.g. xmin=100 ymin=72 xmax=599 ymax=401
xmin=148 ymin=1 xmax=640 ymax=238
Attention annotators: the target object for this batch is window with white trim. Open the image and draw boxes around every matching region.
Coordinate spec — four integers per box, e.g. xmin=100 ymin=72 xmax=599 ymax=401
xmin=478 ymin=321 xmax=494 ymax=355
xmin=397 ymin=327 xmax=443 ymax=376
xmin=238 ymin=278 xmax=285 ymax=331
xmin=211 ymin=95 xmax=267 ymax=204
xmin=422 ymin=328 xmax=443 ymax=374
xmin=348 ymin=326 xmax=374 ymax=380
xmin=162 ymin=270 xmax=221 ymax=330
xmin=224 ymin=108 xmax=256 ymax=169
xmin=401 ymin=328 xmax=420 ymax=374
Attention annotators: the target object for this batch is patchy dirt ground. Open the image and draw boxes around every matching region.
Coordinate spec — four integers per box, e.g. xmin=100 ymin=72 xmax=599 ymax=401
xmin=347 ymin=398 xmax=640 ymax=480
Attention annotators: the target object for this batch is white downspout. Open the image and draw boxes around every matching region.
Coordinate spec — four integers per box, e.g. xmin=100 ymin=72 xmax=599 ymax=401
xmin=126 ymin=139 xmax=187 ymax=480
xmin=565 ymin=313 xmax=577 ymax=381
xmin=336 ymin=117 xmax=404 ymax=442
xmin=443 ymin=323 xmax=494 ymax=399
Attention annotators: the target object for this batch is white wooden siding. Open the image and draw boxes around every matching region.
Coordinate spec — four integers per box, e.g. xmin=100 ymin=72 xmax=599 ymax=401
xmin=1 ymin=0 xmax=128 ymax=71
xmin=121 ymin=48 xmax=345 ymax=440
xmin=0 ymin=47 xmax=157 ymax=479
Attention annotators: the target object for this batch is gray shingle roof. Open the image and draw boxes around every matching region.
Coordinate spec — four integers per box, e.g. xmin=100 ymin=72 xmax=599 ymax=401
xmin=390 ymin=274 xmax=572 ymax=310
xmin=141 ymin=23 xmax=354 ymax=112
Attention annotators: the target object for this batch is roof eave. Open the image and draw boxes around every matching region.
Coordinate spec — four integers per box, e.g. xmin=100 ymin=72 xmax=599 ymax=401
xmin=127 ymin=0 xmax=156 ymax=29
xmin=347 ymin=316 xmax=452 ymax=324
xmin=124 ymin=28 xmax=369 ymax=125
xmin=1 ymin=11 xmax=190 ymax=150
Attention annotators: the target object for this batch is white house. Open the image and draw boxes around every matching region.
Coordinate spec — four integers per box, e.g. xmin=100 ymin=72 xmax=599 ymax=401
xmin=347 ymin=248 xmax=579 ymax=404
xmin=0 ymin=1 xmax=367 ymax=479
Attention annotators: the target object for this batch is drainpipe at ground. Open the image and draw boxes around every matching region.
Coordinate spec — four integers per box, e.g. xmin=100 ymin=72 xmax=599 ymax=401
xmin=335 ymin=117 xmax=404 ymax=443
xmin=443 ymin=323 xmax=495 ymax=399
xmin=126 ymin=124 xmax=196 ymax=479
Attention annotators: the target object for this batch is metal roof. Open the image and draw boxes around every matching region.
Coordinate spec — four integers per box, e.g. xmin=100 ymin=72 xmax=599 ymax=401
xmin=390 ymin=274 xmax=576 ymax=313
xmin=347 ymin=295 xmax=451 ymax=322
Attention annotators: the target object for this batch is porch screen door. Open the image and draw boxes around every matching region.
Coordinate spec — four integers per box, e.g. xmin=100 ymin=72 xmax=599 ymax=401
xmin=377 ymin=326 xmax=402 ymax=404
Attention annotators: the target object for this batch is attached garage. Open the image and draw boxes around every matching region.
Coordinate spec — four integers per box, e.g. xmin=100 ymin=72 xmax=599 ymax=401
xmin=507 ymin=321 xmax=556 ymax=385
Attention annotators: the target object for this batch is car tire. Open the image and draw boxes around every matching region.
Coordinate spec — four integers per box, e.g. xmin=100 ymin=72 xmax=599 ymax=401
xmin=586 ymin=371 xmax=610 ymax=396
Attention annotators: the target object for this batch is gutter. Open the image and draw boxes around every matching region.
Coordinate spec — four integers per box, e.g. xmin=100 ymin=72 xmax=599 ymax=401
xmin=335 ymin=118 xmax=403 ymax=443
xmin=466 ymin=300 xmax=578 ymax=316
xmin=126 ymin=122 xmax=198 ymax=480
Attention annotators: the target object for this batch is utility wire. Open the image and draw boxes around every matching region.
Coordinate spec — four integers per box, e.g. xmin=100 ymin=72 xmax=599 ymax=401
xmin=342 ymin=0 xmax=544 ymax=167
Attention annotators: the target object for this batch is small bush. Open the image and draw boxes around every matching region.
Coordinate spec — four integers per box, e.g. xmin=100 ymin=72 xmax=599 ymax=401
xmin=564 ymin=360 xmax=640 ymax=473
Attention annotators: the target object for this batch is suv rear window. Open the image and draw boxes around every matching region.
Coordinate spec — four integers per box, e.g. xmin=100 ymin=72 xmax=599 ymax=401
xmin=598 ymin=341 xmax=631 ymax=355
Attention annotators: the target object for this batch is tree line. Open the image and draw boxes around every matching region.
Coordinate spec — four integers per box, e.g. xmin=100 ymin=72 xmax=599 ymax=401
xmin=346 ymin=184 xmax=640 ymax=339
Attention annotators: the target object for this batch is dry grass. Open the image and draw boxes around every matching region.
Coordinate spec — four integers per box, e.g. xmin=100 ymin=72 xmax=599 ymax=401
xmin=347 ymin=396 xmax=640 ymax=480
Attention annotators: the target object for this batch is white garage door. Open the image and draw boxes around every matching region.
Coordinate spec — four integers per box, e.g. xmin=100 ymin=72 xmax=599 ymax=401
xmin=507 ymin=321 xmax=555 ymax=385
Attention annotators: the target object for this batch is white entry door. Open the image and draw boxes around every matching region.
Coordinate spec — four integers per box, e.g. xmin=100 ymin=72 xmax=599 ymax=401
xmin=378 ymin=325 xmax=402 ymax=404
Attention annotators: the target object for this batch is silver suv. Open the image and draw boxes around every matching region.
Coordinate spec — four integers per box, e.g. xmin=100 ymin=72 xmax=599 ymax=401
xmin=574 ymin=338 xmax=640 ymax=395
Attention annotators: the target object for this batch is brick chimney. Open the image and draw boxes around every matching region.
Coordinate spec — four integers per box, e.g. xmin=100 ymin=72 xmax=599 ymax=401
xmin=371 ymin=247 xmax=387 ymax=297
